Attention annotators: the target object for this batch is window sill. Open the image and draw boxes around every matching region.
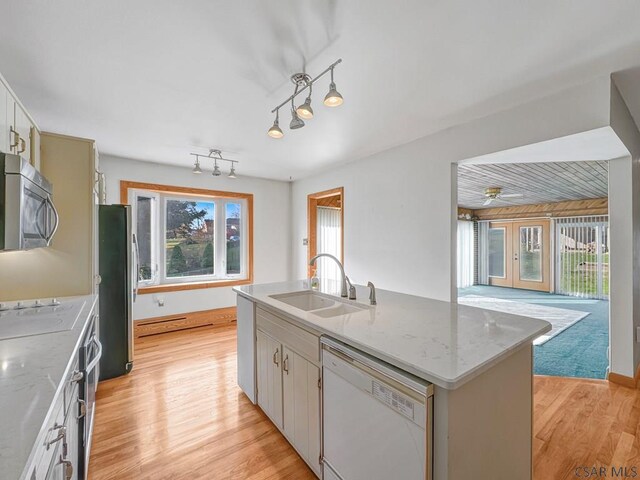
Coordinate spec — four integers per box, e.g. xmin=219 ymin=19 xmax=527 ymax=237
xmin=138 ymin=278 xmax=253 ymax=294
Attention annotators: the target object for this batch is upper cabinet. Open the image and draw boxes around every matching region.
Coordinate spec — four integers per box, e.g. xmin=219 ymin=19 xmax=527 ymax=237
xmin=0 ymin=72 xmax=41 ymax=170
xmin=0 ymin=81 xmax=8 ymax=154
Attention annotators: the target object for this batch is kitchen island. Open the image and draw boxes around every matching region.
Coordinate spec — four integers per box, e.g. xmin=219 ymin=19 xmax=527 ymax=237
xmin=235 ymin=280 xmax=551 ymax=480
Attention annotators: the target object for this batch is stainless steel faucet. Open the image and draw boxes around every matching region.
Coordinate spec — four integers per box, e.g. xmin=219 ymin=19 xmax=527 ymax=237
xmin=367 ymin=281 xmax=377 ymax=305
xmin=309 ymin=253 xmax=351 ymax=298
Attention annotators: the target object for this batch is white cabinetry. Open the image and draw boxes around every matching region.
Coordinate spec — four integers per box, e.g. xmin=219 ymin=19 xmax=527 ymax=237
xmin=254 ymin=305 xmax=321 ymax=477
xmin=14 ymin=102 xmax=31 ymax=162
xmin=0 ymin=71 xmax=41 ymax=168
xmin=256 ymin=329 xmax=283 ymax=429
xmin=237 ymin=295 xmax=256 ymax=403
xmin=282 ymin=346 xmax=321 ymax=472
xmin=0 ymin=81 xmax=8 ymax=153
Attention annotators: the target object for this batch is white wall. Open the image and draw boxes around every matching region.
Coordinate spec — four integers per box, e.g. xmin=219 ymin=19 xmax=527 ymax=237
xmin=609 ymin=79 xmax=640 ymax=377
xmin=100 ymin=155 xmax=291 ymax=320
xmin=291 ymin=76 xmax=613 ymax=301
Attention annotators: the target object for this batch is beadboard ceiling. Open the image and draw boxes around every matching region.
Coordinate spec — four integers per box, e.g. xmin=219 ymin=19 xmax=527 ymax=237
xmin=457 ymin=161 xmax=609 ymax=209
xmin=1 ymin=2 xmax=640 ymax=180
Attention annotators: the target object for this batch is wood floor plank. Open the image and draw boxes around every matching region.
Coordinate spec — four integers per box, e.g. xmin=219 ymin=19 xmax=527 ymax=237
xmin=89 ymin=326 xmax=640 ymax=480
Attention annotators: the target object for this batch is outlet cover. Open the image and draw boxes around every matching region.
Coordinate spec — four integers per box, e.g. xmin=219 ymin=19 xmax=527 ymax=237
xmin=303 ymin=238 xmax=308 ymax=246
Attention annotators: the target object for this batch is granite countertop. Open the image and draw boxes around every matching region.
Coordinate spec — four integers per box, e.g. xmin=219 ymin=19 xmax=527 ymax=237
xmin=234 ymin=281 xmax=550 ymax=390
xmin=0 ymin=294 xmax=98 ymax=480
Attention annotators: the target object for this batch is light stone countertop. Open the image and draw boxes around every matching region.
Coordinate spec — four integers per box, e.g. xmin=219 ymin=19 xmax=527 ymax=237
xmin=0 ymin=294 xmax=98 ymax=480
xmin=234 ymin=280 xmax=551 ymax=390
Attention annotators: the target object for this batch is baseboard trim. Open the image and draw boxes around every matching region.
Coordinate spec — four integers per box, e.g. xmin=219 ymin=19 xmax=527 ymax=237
xmin=607 ymin=365 xmax=640 ymax=389
xmin=134 ymin=306 xmax=237 ymax=337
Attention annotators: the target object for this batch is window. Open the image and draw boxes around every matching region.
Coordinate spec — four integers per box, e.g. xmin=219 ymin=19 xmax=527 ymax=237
xmin=123 ymin=181 xmax=253 ymax=293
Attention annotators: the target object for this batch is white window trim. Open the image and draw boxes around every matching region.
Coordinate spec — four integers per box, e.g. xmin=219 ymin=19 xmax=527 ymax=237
xmin=131 ymin=189 xmax=249 ymax=286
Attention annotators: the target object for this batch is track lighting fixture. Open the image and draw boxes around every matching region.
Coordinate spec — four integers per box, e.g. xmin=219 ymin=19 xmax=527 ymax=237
xmin=268 ymin=59 xmax=343 ymax=138
xmin=268 ymin=110 xmax=284 ymax=138
xmin=296 ymin=85 xmax=314 ymax=120
xmin=324 ymin=67 xmax=343 ymax=107
xmin=192 ymin=158 xmax=203 ymax=174
xmin=290 ymin=98 xmax=305 ymax=129
xmin=189 ymin=149 xmax=239 ymax=178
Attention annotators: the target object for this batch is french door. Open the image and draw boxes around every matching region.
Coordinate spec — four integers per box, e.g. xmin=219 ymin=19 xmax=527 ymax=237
xmin=488 ymin=220 xmax=550 ymax=292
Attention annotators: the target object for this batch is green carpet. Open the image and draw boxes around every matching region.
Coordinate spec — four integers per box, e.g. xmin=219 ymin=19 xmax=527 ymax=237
xmin=458 ymin=285 xmax=609 ymax=379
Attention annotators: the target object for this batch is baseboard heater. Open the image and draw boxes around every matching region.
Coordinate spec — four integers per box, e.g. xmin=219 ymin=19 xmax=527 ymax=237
xmin=134 ymin=307 xmax=237 ymax=338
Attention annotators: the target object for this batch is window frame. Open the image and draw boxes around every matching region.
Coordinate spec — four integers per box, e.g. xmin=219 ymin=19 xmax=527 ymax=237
xmin=121 ymin=180 xmax=253 ymax=294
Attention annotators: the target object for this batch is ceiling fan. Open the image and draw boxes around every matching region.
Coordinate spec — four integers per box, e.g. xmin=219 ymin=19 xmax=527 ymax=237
xmin=482 ymin=187 xmax=524 ymax=206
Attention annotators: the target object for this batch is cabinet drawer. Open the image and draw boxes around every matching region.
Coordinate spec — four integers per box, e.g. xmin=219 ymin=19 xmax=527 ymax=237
xmin=31 ymin=395 xmax=65 ymax=480
xmin=256 ymin=307 xmax=320 ymax=364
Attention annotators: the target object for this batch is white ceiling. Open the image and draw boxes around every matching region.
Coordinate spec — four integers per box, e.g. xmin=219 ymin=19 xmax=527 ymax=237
xmin=458 ymin=161 xmax=608 ymax=209
xmin=2 ymin=1 xmax=640 ymax=181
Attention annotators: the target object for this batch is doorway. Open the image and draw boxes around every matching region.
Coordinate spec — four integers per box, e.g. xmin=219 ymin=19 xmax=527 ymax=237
xmin=456 ymin=160 xmax=610 ymax=379
xmin=307 ymin=187 xmax=344 ymax=282
xmin=487 ymin=219 xmax=550 ymax=292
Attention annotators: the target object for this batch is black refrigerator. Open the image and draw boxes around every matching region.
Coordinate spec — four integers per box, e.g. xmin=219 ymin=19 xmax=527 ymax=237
xmin=98 ymin=204 xmax=136 ymax=379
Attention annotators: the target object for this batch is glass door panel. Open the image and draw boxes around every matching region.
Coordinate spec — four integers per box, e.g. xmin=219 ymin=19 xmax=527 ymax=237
xmin=488 ymin=222 xmax=512 ymax=287
xmin=488 ymin=228 xmax=506 ymax=278
xmin=519 ymin=226 xmax=542 ymax=281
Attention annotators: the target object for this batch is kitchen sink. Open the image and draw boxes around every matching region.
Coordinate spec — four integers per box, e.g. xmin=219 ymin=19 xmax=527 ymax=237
xmin=311 ymin=303 xmax=365 ymax=318
xmin=269 ymin=291 xmax=335 ymax=311
xmin=269 ymin=290 xmax=368 ymax=318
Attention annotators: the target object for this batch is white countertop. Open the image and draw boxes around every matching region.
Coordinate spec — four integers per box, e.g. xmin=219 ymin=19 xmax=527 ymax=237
xmin=0 ymin=295 xmax=97 ymax=480
xmin=235 ymin=281 xmax=551 ymax=390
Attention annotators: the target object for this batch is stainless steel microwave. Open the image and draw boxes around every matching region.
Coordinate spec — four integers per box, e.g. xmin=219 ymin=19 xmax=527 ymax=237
xmin=0 ymin=153 xmax=59 ymax=251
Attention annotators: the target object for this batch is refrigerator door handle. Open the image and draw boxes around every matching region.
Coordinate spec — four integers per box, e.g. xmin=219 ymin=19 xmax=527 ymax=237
xmin=132 ymin=233 xmax=140 ymax=301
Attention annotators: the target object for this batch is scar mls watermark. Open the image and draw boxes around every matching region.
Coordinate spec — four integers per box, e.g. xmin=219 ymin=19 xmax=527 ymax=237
xmin=575 ymin=466 xmax=638 ymax=478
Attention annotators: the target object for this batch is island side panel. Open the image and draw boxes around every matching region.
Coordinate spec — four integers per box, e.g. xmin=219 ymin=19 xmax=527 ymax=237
xmin=433 ymin=345 xmax=533 ymax=480
xmin=237 ymin=295 xmax=257 ymax=403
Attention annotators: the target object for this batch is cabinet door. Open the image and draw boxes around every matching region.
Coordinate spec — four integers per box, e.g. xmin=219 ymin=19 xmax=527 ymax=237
xmin=282 ymin=347 xmax=321 ymax=476
xmin=31 ymin=126 xmax=41 ymax=170
xmin=256 ymin=329 xmax=283 ymax=429
xmin=237 ymin=296 xmax=256 ymax=403
xmin=14 ymin=103 xmax=31 ymax=163
xmin=0 ymin=82 xmax=8 ymax=153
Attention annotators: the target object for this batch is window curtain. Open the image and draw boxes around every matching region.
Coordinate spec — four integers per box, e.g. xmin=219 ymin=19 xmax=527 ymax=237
xmin=316 ymin=207 xmax=342 ymax=284
xmin=457 ymin=220 xmax=475 ymax=288
xmin=476 ymin=221 xmax=489 ymax=285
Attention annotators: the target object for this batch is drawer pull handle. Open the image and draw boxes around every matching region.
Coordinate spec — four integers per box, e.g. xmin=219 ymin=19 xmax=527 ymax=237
xmin=18 ymin=137 xmax=26 ymax=154
xmin=283 ymin=354 xmax=289 ymax=374
xmin=71 ymin=370 xmax=84 ymax=383
xmin=45 ymin=425 xmax=66 ymax=450
xmin=78 ymin=399 xmax=86 ymax=419
xmin=60 ymin=457 xmax=73 ymax=480
xmin=273 ymin=348 xmax=279 ymax=366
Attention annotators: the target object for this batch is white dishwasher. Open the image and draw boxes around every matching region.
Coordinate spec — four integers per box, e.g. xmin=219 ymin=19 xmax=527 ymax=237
xmin=321 ymin=337 xmax=433 ymax=480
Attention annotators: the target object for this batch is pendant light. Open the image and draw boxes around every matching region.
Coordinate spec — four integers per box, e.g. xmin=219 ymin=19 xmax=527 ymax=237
xmin=324 ymin=66 xmax=343 ymax=107
xmin=192 ymin=158 xmax=203 ymax=174
xmin=228 ymin=162 xmax=237 ymax=179
xmin=212 ymin=160 xmax=221 ymax=177
xmin=290 ymin=98 xmax=305 ymax=129
xmin=267 ymin=109 xmax=284 ymax=138
xmin=296 ymin=85 xmax=314 ymax=120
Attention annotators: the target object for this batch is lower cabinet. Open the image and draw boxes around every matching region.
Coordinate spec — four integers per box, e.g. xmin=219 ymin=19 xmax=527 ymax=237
xmin=282 ymin=347 xmax=321 ymax=475
xmin=255 ymin=308 xmax=321 ymax=477
xmin=256 ymin=329 xmax=283 ymax=429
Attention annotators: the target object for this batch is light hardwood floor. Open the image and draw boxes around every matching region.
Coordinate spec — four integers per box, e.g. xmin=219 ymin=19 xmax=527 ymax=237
xmin=89 ymin=325 xmax=315 ymax=480
xmin=89 ymin=325 xmax=640 ymax=480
